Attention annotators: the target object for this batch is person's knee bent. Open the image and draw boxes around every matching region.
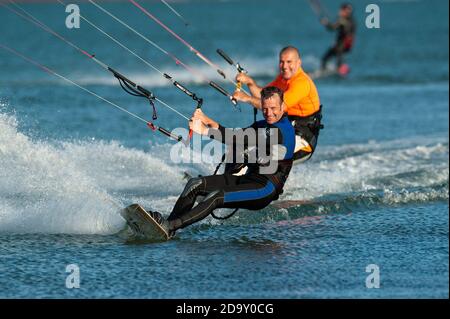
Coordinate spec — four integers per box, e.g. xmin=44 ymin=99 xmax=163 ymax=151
xmin=180 ymin=177 xmax=204 ymax=199
xmin=169 ymin=189 xmax=224 ymax=231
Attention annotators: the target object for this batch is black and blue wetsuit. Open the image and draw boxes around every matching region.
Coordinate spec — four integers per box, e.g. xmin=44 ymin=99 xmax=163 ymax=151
xmin=167 ymin=114 xmax=295 ymax=232
xmin=322 ymin=15 xmax=356 ymax=69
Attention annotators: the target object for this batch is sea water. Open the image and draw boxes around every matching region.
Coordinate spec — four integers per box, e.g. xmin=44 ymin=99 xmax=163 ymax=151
xmin=0 ymin=0 xmax=448 ymax=298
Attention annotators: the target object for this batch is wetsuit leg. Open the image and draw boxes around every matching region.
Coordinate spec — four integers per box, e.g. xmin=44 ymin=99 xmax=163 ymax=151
xmin=293 ymin=134 xmax=317 ymax=163
xmin=323 ymin=42 xmax=348 ymax=69
xmin=335 ymin=42 xmax=346 ymax=68
xmin=167 ymin=174 xmax=278 ymax=231
xmin=292 ymin=123 xmax=320 ymax=163
xmin=322 ymin=46 xmax=338 ymax=69
xmin=169 ymin=177 xmax=205 ymax=219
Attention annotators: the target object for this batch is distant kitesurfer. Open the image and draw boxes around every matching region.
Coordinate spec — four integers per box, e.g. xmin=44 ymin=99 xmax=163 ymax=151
xmin=232 ymin=46 xmax=323 ymax=163
xmin=321 ymin=3 xmax=356 ymax=75
xmin=148 ymin=86 xmax=295 ymax=237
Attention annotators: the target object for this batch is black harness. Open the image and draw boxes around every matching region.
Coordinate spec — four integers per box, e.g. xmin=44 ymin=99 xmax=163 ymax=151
xmin=288 ymin=105 xmax=324 ymax=135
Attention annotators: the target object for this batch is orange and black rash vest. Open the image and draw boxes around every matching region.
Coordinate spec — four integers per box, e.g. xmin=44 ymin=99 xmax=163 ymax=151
xmin=267 ymin=69 xmax=320 ymax=117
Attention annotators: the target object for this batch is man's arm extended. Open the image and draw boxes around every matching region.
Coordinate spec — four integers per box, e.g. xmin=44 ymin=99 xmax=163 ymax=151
xmin=233 ymin=91 xmax=262 ymax=109
xmin=321 ymin=17 xmax=341 ymax=31
xmin=190 ymin=109 xmax=257 ymax=148
xmin=208 ymin=124 xmax=258 ymax=149
xmin=232 ymin=73 xmax=263 ymax=109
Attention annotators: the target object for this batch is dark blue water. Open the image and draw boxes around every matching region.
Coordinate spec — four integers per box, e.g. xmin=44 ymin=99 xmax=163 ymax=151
xmin=0 ymin=0 xmax=448 ymax=298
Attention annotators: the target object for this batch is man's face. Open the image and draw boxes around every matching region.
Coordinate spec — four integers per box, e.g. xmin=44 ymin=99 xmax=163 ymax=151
xmin=262 ymin=95 xmax=284 ymax=124
xmin=279 ymin=50 xmax=301 ymax=80
xmin=340 ymin=7 xmax=352 ymax=18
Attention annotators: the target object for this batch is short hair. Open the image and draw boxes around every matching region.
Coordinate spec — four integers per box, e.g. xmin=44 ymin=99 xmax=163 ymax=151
xmin=341 ymin=3 xmax=353 ymax=10
xmin=261 ymin=86 xmax=284 ymax=104
xmin=280 ymin=46 xmax=301 ymax=58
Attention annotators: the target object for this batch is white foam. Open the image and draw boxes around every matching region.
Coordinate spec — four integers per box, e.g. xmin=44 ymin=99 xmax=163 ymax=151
xmin=0 ymin=113 xmax=122 ymax=234
xmin=74 ymin=55 xmax=279 ymax=88
xmin=283 ymin=137 xmax=449 ymax=202
xmin=20 ymin=52 xmax=314 ymax=89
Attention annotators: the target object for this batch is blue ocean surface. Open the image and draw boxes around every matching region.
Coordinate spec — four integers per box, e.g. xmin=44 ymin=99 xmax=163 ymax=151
xmin=0 ymin=0 xmax=448 ymax=298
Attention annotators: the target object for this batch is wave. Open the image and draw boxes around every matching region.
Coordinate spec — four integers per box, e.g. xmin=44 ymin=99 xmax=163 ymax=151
xmin=4 ymin=51 xmax=447 ymax=89
xmin=76 ymin=55 xmax=279 ymax=87
xmin=285 ymin=136 xmax=448 ymax=196
xmin=0 ymin=111 xmax=448 ymax=235
xmin=1 ymin=55 xmax=279 ymax=89
xmin=0 ymin=109 xmax=203 ymax=235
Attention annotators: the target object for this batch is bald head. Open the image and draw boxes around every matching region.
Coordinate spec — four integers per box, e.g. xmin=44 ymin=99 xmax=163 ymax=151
xmin=280 ymin=46 xmax=301 ymax=59
xmin=279 ymin=46 xmax=302 ymax=80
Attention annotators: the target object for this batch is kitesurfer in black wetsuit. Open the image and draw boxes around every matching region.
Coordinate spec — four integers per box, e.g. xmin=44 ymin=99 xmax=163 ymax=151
xmin=321 ymin=3 xmax=356 ymax=72
xmin=149 ymin=87 xmax=295 ymax=238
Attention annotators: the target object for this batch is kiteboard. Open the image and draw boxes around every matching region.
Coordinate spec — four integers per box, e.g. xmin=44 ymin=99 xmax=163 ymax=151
xmin=309 ymin=64 xmax=350 ymax=80
xmin=120 ymin=204 xmax=172 ymax=241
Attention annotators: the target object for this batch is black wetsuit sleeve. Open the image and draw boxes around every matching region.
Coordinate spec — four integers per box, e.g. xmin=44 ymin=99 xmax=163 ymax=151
xmin=208 ymin=123 xmax=288 ymax=160
xmin=325 ymin=20 xmax=340 ymax=31
xmin=208 ymin=123 xmax=258 ymax=148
